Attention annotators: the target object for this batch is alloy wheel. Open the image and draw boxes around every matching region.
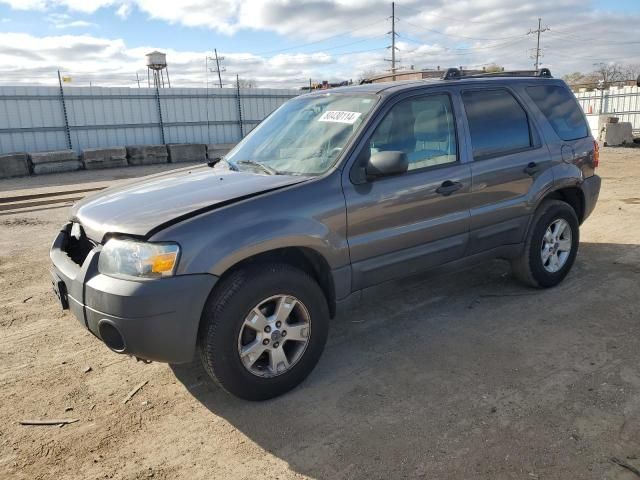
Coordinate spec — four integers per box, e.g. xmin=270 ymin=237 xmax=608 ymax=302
xmin=237 ymin=295 xmax=311 ymax=378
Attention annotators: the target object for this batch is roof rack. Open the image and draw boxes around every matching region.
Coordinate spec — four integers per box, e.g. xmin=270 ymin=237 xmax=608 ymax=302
xmin=442 ymin=67 xmax=552 ymax=80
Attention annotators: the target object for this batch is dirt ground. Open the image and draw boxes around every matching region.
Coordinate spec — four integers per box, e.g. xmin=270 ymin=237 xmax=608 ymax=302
xmin=1 ymin=149 xmax=639 ymax=480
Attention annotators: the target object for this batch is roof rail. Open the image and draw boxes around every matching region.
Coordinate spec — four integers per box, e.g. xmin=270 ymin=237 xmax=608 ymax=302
xmin=442 ymin=67 xmax=552 ymax=80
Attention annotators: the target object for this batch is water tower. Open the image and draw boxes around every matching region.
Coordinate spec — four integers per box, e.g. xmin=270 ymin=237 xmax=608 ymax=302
xmin=146 ymin=51 xmax=171 ymax=88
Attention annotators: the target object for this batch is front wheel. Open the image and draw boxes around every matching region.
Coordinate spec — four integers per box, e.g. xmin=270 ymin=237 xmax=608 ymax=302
xmin=512 ymin=200 xmax=580 ymax=288
xmin=198 ymin=263 xmax=329 ymax=400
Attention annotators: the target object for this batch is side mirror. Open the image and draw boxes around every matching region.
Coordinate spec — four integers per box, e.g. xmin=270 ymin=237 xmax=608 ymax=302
xmin=637 ymin=74 xmax=640 ymax=87
xmin=365 ymin=151 xmax=408 ymax=179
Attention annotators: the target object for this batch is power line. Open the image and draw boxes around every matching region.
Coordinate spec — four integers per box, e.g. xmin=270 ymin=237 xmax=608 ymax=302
xmin=394 ymin=4 xmax=501 ymax=26
xmin=546 ymin=30 xmax=640 ymax=46
xmin=527 ymin=18 xmax=550 ymax=71
xmin=397 ymin=32 xmax=528 ymax=55
xmin=400 ymin=18 xmax=526 ymax=42
xmin=293 ymin=34 xmax=388 ymax=55
xmin=254 ymin=18 xmax=387 ymax=56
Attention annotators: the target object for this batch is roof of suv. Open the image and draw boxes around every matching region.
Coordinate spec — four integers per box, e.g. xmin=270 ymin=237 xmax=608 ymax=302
xmin=308 ymin=74 xmax=565 ymax=97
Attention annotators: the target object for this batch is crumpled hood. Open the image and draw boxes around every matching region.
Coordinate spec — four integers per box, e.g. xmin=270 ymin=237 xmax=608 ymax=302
xmin=71 ymin=165 xmax=307 ymax=242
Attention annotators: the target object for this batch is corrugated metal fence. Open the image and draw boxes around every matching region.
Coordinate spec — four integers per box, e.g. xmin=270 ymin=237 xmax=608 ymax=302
xmin=574 ymin=85 xmax=640 ymax=134
xmin=0 ymin=86 xmax=299 ymax=154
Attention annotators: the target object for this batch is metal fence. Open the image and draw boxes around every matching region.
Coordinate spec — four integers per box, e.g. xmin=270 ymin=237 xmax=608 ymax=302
xmin=0 ymin=86 xmax=299 ymax=155
xmin=575 ymin=85 xmax=640 ymax=135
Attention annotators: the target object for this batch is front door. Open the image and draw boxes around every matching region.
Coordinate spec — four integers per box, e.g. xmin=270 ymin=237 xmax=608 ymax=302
xmin=342 ymin=91 xmax=472 ymax=291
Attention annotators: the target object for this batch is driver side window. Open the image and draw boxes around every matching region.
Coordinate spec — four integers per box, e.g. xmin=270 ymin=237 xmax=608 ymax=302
xmin=369 ymin=94 xmax=458 ymax=171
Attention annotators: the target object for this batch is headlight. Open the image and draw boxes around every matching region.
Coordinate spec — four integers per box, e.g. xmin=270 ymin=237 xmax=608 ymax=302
xmin=98 ymin=238 xmax=180 ymax=279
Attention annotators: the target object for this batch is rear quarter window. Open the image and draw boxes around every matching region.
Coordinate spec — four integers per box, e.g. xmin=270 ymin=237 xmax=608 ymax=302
xmin=526 ymin=85 xmax=589 ymax=141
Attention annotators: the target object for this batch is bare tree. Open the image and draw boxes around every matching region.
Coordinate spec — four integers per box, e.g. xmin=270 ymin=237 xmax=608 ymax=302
xmin=358 ymin=69 xmax=380 ymax=83
xmin=592 ymin=62 xmax=624 ymax=87
xmin=484 ymin=64 xmax=504 ymax=73
xmin=563 ymin=71 xmax=599 ymax=88
xmin=623 ymin=63 xmax=640 ymax=81
xmin=563 ymin=72 xmax=586 ymax=85
xmin=237 ymin=78 xmax=258 ymax=88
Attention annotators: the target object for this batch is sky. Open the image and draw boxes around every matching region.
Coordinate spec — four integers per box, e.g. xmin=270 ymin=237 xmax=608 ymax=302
xmin=0 ymin=0 xmax=638 ymax=89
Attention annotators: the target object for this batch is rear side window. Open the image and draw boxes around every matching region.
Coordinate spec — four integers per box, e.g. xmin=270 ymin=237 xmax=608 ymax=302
xmin=526 ymin=85 xmax=588 ymax=141
xmin=462 ymin=89 xmax=532 ymax=160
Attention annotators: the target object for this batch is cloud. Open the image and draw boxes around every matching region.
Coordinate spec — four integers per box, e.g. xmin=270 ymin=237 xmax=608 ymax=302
xmin=55 ymin=20 xmax=97 ymax=28
xmin=47 ymin=12 xmax=97 ymax=29
xmin=0 ymin=32 xmax=359 ymax=88
xmin=115 ymin=3 xmax=130 ymax=19
xmin=0 ymin=0 xmax=639 ymax=87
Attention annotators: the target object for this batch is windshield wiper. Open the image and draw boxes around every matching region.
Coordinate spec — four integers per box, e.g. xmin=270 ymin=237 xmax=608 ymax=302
xmin=209 ymin=158 xmax=238 ymax=171
xmin=236 ymin=160 xmax=279 ymax=175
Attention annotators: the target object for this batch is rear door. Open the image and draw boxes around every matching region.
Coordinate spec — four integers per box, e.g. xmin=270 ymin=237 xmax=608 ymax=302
xmin=460 ymin=86 xmax=553 ymax=254
xmin=342 ymin=90 xmax=472 ymax=290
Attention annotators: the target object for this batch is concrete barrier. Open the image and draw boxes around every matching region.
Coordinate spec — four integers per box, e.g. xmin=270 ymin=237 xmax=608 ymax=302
xmin=33 ymin=160 xmax=82 ymax=175
xmin=4 ymin=142 xmax=237 ymax=178
xmin=30 ymin=149 xmax=82 ymax=175
xmin=30 ymin=149 xmax=78 ymax=165
xmin=600 ymin=122 xmax=634 ymax=146
xmin=168 ymin=144 xmax=207 ymax=163
xmin=0 ymin=152 xmax=31 ymax=178
xmin=126 ymin=145 xmax=168 ymax=166
xmin=207 ymin=143 xmax=236 ymax=161
xmin=82 ymin=147 xmax=128 ymax=170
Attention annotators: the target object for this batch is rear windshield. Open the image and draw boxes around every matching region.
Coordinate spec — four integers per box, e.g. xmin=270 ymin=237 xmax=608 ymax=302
xmin=526 ymin=85 xmax=589 ymax=141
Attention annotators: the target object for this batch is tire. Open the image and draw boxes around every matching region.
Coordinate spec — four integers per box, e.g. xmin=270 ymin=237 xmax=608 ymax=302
xmin=198 ymin=263 xmax=329 ymax=401
xmin=511 ymin=200 xmax=580 ymax=288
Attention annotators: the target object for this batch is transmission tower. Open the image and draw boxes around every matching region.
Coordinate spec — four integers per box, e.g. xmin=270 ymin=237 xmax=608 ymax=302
xmin=527 ymin=18 xmax=550 ymax=72
xmin=384 ymin=2 xmax=399 ymax=80
xmin=207 ymin=49 xmax=225 ymax=88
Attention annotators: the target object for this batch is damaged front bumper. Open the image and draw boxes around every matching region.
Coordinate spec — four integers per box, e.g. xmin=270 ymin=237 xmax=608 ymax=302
xmin=49 ymin=222 xmax=217 ymax=363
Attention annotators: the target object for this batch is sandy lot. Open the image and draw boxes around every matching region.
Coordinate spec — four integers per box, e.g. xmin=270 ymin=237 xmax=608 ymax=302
xmin=1 ymin=149 xmax=639 ymax=480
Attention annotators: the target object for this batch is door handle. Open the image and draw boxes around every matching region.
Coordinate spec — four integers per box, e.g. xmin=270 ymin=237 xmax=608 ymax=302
xmin=524 ymin=162 xmax=539 ymax=175
xmin=436 ymin=180 xmax=463 ymax=196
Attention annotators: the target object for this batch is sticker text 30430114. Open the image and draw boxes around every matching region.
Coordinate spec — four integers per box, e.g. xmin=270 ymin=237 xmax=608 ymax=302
xmin=318 ymin=111 xmax=362 ymax=124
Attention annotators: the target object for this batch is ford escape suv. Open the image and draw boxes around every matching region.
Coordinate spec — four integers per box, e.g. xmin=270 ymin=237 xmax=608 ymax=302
xmin=50 ymin=68 xmax=601 ymax=400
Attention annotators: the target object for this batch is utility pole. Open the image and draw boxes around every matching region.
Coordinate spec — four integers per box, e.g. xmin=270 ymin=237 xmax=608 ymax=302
xmin=384 ymin=2 xmax=399 ymax=80
xmin=208 ymin=49 xmax=225 ymax=88
xmin=136 ymin=72 xmax=141 ymax=88
xmin=528 ymin=18 xmax=550 ymax=72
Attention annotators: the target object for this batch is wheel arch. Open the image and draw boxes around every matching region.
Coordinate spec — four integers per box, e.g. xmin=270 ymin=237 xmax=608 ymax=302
xmin=539 ymin=186 xmax=586 ymax=223
xmin=209 ymin=246 xmax=338 ymax=319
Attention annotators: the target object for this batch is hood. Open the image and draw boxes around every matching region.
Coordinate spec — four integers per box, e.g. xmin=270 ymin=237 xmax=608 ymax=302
xmin=71 ymin=165 xmax=307 ymax=242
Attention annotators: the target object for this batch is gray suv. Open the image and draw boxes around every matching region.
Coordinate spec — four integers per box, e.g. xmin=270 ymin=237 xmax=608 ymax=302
xmin=50 ymin=69 xmax=601 ymax=400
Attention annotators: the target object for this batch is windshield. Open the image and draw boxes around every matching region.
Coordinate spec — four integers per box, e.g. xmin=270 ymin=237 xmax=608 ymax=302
xmin=223 ymin=93 xmax=377 ymax=176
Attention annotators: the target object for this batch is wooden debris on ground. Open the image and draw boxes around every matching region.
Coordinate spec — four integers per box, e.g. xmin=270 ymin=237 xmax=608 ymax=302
xmin=19 ymin=418 xmax=79 ymax=426
xmin=123 ymin=380 xmax=149 ymax=404
xmin=611 ymin=457 xmax=640 ymax=477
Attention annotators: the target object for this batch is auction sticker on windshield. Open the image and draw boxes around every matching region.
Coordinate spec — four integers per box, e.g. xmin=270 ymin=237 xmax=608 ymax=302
xmin=318 ymin=110 xmax=362 ymax=124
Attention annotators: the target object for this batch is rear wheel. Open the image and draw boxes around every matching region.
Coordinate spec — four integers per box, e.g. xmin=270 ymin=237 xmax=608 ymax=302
xmin=512 ymin=200 xmax=579 ymax=288
xmin=198 ymin=263 xmax=329 ymax=400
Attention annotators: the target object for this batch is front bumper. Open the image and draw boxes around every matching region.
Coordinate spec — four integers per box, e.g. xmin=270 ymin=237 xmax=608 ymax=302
xmin=50 ymin=223 xmax=218 ymax=363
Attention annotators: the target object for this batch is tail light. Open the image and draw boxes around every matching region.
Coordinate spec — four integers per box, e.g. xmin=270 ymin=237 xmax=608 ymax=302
xmin=593 ymin=140 xmax=599 ymax=169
